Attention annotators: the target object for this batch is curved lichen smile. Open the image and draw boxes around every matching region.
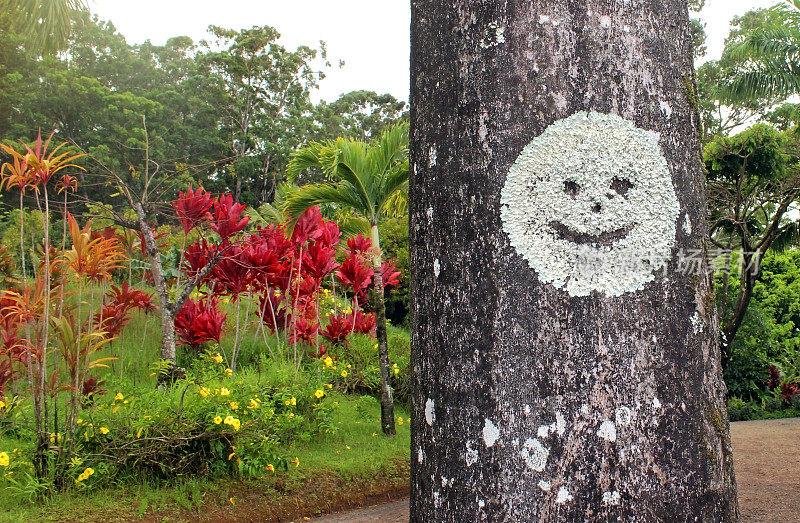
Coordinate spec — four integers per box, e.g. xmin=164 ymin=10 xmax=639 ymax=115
xmin=548 ymin=221 xmax=635 ymax=247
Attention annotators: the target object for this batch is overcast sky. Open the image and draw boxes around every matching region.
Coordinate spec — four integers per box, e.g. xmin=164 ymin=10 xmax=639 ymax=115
xmin=89 ymin=0 xmax=781 ymax=103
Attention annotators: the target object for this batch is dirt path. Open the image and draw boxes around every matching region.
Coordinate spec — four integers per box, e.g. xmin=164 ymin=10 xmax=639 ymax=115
xmin=314 ymin=418 xmax=800 ymax=521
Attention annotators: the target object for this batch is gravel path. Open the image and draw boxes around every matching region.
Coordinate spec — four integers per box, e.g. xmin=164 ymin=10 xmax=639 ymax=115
xmin=314 ymin=418 xmax=800 ymax=521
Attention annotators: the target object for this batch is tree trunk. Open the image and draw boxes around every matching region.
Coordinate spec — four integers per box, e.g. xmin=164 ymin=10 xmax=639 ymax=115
xmin=410 ymin=1 xmax=737 ymax=520
xmin=371 ymin=223 xmax=396 ymax=436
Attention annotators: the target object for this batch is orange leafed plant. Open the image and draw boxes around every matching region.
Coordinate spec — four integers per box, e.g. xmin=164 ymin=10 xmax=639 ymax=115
xmin=1 ymin=130 xmax=85 ymax=189
xmin=64 ymin=214 xmax=126 ymax=282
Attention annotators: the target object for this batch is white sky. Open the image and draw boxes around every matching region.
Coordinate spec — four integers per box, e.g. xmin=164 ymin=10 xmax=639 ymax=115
xmin=89 ymin=0 xmax=782 ymax=103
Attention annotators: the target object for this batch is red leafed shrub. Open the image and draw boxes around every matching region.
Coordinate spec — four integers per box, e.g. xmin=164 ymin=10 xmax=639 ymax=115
xmin=210 ymin=194 xmax=249 ymax=240
xmin=172 ymin=185 xmax=213 ymax=234
xmin=766 ymin=365 xmax=782 ymax=390
xmin=381 ymin=261 xmax=401 ymax=288
xmin=350 ymin=311 xmax=376 ymax=335
xmin=346 ymin=233 xmax=371 ymax=255
xmin=175 ymin=297 xmax=226 ymax=351
xmin=94 ymin=282 xmax=155 ymax=337
xmin=320 ymin=313 xmax=352 ymax=345
xmin=336 ymin=255 xmax=373 ymax=300
xmin=781 ymin=381 xmax=800 ymax=403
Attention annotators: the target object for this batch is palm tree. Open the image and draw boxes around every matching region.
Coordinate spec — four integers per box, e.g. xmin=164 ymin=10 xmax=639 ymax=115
xmin=725 ymin=1 xmax=800 ymax=102
xmin=286 ymin=122 xmax=409 ymax=436
xmin=1 ymin=0 xmax=86 ymax=55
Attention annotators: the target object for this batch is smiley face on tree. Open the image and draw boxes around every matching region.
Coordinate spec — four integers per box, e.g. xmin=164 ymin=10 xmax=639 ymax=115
xmin=500 ymin=111 xmax=679 ymax=297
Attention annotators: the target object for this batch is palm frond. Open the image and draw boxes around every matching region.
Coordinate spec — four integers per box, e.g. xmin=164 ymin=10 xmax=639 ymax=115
xmin=285 ymin=182 xmax=368 ymax=225
xmin=770 ymin=221 xmax=800 ymax=252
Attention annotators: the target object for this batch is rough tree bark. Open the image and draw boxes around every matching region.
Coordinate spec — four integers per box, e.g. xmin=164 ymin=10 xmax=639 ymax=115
xmin=410 ymin=1 xmax=738 ymax=520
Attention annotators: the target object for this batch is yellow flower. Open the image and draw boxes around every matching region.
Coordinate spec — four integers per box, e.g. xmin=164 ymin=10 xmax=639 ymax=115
xmin=228 ymin=452 xmax=236 ymax=461
xmin=267 ymin=464 xmax=275 ymax=473
xmin=0 ymin=452 xmax=9 ymax=467
xmin=346 ymin=364 xmax=351 ymax=369
xmin=230 ymin=402 xmax=239 ymax=410
xmin=323 ymin=356 xmax=333 ymax=367
xmin=325 ymin=383 xmax=333 ymax=389
xmin=213 ymin=416 xmax=223 ymax=425
xmin=290 ymin=458 xmax=299 ymax=467
xmin=397 ymin=417 xmax=404 ymax=425
xmin=248 ymin=399 xmax=259 ymax=409
xmin=76 ymin=418 xmax=83 ymax=425
xmin=114 ymin=392 xmax=124 ymax=401
xmin=224 ymin=368 xmax=233 ymax=377
xmin=198 ymin=387 xmax=210 ymax=397
xmin=340 ymin=370 xmax=348 ymax=378
xmin=85 ymin=467 xmax=94 ymax=476
xmin=372 ymin=433 xmax=377 ymax=437
xmin=212 ymin=353 xmax=223 ymax=364
xmin=230 ymin=497 xmax=235 ymax=505
xmin=394 ymin=368 xmax=400 ymax=375
xmin=231 ymin=418 xmax=241 ymax=431
xmin=288 ymin=412 xmax=295 ymax=418
xmin=290 ymin=397 xmax=296 ymax=406
xmin=219 ymin=388 xmax=230 ymax=396
xmin=345 ymin=445 xmax=351 ymax=450
xmin=373 ymin=343 xmax=378 ymax=349
xmin=314 ymin=390 xmax=324 ymax=399
xmin=99 ymin=427 xmax=109 ymax=435
xmin=0 ymin=400 xmax=5 ymax=410
xmin=223 ymin=415 xmax=234 ymax=425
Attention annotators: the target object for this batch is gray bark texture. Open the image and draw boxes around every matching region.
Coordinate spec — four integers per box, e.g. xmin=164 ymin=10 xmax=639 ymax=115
xmin=409 ymin=1 xmax=738 ymax=521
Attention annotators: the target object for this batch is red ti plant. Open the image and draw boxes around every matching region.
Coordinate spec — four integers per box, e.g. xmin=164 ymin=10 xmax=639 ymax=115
xmin=173 ymin=185 xmax=214 ymax=234
xmin=210 ymin=194 xmax=249 ymax=240
xmin=175 ymin=297 xmax=226 ymax=354
xmin=172 ymin=185 xmax=214 ymax=291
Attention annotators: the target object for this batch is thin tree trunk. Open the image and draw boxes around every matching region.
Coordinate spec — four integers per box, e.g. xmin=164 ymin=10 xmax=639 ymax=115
xmin=371 ymin=224 xmax=395 ymax=436
xmin=410 ymin=1 xmax=737 ymax=520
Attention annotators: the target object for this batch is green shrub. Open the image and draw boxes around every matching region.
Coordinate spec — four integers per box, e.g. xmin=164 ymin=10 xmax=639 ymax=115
xmin=727 ymin=397 xmax=754 ymax=421
xmin=327 ymin=326 xmax=411 ymax=404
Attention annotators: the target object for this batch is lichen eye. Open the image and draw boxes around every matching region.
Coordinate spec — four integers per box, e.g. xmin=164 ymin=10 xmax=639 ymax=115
xmin=563 ymin=180 xmax=580 ymax=198
xmin=610 ymin=177 xmax=633 ymax=197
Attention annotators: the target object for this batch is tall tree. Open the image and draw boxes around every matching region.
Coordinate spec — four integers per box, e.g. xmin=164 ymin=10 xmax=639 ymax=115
xmin=705 ymin=124 xmax=800 ymax=368
xmin=286 ymin=122 xmax=409 ymax=436
xmin=200 ymin=25 xmax=321 ymax=205
xmin=410 ymin=1 xmax=737 ymax=520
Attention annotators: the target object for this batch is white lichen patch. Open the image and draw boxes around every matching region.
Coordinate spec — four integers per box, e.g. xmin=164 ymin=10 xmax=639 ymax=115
xmin=599 ymin=15 xmax=612 ymax=28
xmin=418 ymin=447 xmax=425 ymax=464
xmin=428 ymin=145 xmax=437 ymax=167
xmin=538 ymin=14 xmax=551 ymax=25
xmin=683 ymin=214 xmax=692 ymax=235
xmin=614 ymin=406 xmax=632 ymax=426
xmin=691 ymin=312 xmax=703 ymax=334
xmin=538 ymin=411 xmax=568 ymax=438
xmin=602 ymin=490 xmax=621 ymax=506
xmin=520 ymin=438 xmax=549 ymax=472
xmin=426 ymin=206 xmax=433 ymax=219
xmin=425 ymin=398 xmax=436 ymax=426
xmin=483 ymin=418 xmax=500 ymax=447
xmin=538 ymin=479 xmax=551 ymax=492
xmin=653 ymin=396 xmax=662 ymax=409
xmin=433 ymin=259 xmax=440 ymax=278
xmin=537 ymin=425 xmax=550 ymax=438
xmin=465 ymin=441 xmax=478 ymax=466
xmin=480 ymin=21 xmax=506 ymax=48
xmin=500 ymin=112 xmax=679 ymax=297
xmin=478 ymin=499 xmax=485 ymax=508
xmin=556 ymin=486 xmax=574 ymax=504
xmin=660 ymin=100 xmax=673 ymax=118
xmin=597 ymin=420 xmax=617 ymax=442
